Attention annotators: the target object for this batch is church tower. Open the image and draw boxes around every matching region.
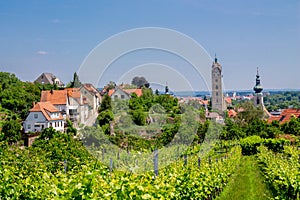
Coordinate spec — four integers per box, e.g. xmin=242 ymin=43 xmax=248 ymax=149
xmin=253 ymin=68 xmax=264 ymax=106
xmin=211 ymin=55 xmax=226 ymax=112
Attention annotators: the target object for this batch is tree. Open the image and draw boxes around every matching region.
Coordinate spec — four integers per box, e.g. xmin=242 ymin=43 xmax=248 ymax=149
xmin=99 ymin=94 xmax=112 ymax=112
xmin=69 ymin=72 xmax=82 ymax=88
xmin=1 ymin=120 xmax=21 ymax=144
xmin=235 ymin=101 xmax=264 ymax=126
xmin=97 ymin=110 xmax=114 ymax=127
xmin=131 ymin=76 xmax=149 ymax=88
xmin=131 ymin=109 xmax=146 ymax=126
xmin=66 ymin=119 xmax=77 ymax=136
xmin=39 ymin=127 xmax=60 ymax=140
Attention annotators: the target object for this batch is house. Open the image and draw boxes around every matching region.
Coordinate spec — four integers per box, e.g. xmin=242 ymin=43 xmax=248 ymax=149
xmin=40 ymin=88 xmax=89 ymax=125
xmin=268 ymin=108 xmax=300 ymax=124
xmin=79 ymin=83 xmax=101 ymax=115
xmin=23 ymin=102 xmax=65 ymax=133
xmin=108 ymin=87 xmax=143 ymax=100
xmin=34 ymin=72 xmax=64 ymax=87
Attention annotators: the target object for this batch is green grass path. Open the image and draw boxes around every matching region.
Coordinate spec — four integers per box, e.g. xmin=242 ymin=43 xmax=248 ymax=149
xmin=216 ymin=156 xmax=273 ymax=200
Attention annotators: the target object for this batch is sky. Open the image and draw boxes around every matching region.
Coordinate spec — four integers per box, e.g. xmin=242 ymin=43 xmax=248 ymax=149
xmin=0 ymin=0 xmax=299 ymax=91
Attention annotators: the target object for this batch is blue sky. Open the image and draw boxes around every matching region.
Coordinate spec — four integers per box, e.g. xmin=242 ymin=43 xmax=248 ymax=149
xmin=0 ymin=0 xmax=299 ymax=91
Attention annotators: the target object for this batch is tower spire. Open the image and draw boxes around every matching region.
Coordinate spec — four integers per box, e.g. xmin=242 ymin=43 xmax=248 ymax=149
xmin=214 ymin=53 xmax=217 ymax=63
xmin=254 ymin=67 xmax=263 ymax=94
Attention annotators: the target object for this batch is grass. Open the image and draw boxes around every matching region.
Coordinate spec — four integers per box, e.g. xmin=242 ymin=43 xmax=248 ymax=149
xmin=216 ymin=155 xmax=273 ymax=200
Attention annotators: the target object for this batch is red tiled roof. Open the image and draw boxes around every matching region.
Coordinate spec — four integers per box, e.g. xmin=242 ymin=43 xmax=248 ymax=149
xmin=225 ymin=97 xmax=232 ymax=104
xmin=227 ymin=109 xmax=237 ymax=117
xmin=30 ymin=102 xmax=63 ymax=121
xmin=66 ymin=88 xmax=81 ymax=98
xmin=268 ymin=108 xmax=300 ymax=124
xmin=123 ymin=89 xmax=143 ymax=97
xmin=108 ymin=89 xmax=115 ymax=97
xmin=41 ymin=90 xmax=67 ymax=105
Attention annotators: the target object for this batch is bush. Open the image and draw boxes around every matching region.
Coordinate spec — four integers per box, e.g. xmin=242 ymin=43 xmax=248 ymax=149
xmin=240 ymin=135 xmax=263 ymax=155
xmin=263 ymin=138 xmax=289 ymax=153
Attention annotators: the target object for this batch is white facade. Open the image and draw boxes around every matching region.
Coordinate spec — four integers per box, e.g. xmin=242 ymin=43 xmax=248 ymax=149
xmin=111 ymin=88 xmax=130 ymax=100
xmin=23 ymin=111 xmax=64 ymax=133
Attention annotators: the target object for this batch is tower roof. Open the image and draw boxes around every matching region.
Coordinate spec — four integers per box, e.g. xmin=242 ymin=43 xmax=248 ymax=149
xmin=253 ymin=67 xmax=263 ymax=93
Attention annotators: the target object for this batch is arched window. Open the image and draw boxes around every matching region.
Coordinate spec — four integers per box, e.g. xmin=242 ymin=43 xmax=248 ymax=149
xmin=216 ymin=85 xmax=218 ymax=89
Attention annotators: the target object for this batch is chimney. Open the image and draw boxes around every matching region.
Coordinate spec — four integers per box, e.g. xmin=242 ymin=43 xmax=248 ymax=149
xmin=33 ymin=102 xmax=36 ymax=107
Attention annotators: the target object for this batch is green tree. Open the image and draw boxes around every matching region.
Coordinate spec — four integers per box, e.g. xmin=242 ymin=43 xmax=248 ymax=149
xmin=99 ymin=94 xmax=112 ymax=112
xmin=235 ymin=101 xmax=264 ymax=126
xmin=131 ymin=76 xmax=149 ymax=88
xmin=39 ymin=127 xmax=60 ymax=140
xmin=97 ymin=110 xmax=114 ymax=127
xmin=1 ymin=120 xmax=21 ymax=144
xmin=131 ymin=109 xmax=146 ymax=126
xmin=66 ymin=119 xmax=77 ymax=136
xmin=69 ymin=72 xmax=82 ymax=88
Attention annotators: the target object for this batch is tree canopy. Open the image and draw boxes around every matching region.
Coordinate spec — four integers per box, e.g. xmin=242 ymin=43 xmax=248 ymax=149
xmin=131 ymin=76 xmax=149 ymax=88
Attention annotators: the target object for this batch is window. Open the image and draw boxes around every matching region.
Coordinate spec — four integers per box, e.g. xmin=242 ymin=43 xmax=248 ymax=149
xmin=216 ymin=92 xmax=218 ymax=96
xmin=257 ymin=99 xmax=260 ymax=105
xmin=28 ymin=124 xmax=31 ymax=129
xmin=34 ymin=124 xmax=40 ymax=128
xmin=121 ymin=95 xmax=125 ymax=99
xmin=215 ymin=79 xmax=218 ymax=82
xmin=34 ymin=113 xmax=38 ymax=119
xmin=216 ymin=85 xmax=218 ymax=89
xmin=50 ymin=123 xmax=52 ymax=127
xmin=114 ymin=95 xmax=118 ymax=98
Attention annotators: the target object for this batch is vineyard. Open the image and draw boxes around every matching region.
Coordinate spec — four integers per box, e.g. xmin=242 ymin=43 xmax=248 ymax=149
xmin=257 ymin=146 xmax=300 ymax=199
xmin=0 ymin=134 xmax=300 ymax=199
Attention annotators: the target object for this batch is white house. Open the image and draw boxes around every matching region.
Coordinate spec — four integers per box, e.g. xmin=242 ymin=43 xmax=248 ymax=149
xmin=40 ymin=88 xmax=89 ymax=126
xmin=23 ymin=102 xmax=65 ymax=133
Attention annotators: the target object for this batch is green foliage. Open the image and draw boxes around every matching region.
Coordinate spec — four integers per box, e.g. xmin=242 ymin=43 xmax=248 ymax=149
xmin=38 ymin=127 xmax=61 ymax=140
xmin=68 ymin=72 xmax=82 ymax=88
xmin=264 ymin=91 xmax=300 ymax=110
xmin=0 ymin=72 xmax=41 ymax=120
xmin=281 ymin=116 xmax=300 ymax=136
xmin=1 ymin=120 xmax=21 ymax=144
xmin=131 ymin=76 xmax=149 ymax=88
xmin=66 ymin=119 xmax=77 ymax=136
xmin=131 ymin=109 xmax=146 ymax=126
xmin=240 ymin=135 xmax=264 ymax=155
xmin=97 ymin=110 xmax=114 ymax=127
xmin=99 ymin=94 xmax=112 ymax=112
xmin=0 ymin=141 xmax=242 ymax=199
xmin=263 ymin=138 xmax=290 ymax=153
xmin=195 ymin=120 xmax=210 ymax=143
xmin=235 ymin=101 xmax=264 ymax=126
xmin=257 ymin=146 xmax=300 ymax=199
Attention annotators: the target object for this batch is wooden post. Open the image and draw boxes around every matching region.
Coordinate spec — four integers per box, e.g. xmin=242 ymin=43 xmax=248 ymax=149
xmin=153 ymin=149 xmax=158 ymax=177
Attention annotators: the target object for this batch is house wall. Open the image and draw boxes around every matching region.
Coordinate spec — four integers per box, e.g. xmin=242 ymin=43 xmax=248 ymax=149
xmin=80 ymin=87 xmax=97 ymax=114
xmin=23 ymin=112 xmax=65 ymax=133
xmin=23 ymin=112 xmax=46 ymax=133
xmin=111 ymin=89 xmax=130 ymax=100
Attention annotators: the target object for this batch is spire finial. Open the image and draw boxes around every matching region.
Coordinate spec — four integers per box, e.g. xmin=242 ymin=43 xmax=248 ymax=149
xmin=214 ymin=53 xmax=217 ymax=63
xmin=257 ymin=67 xmax=259 ymax=76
